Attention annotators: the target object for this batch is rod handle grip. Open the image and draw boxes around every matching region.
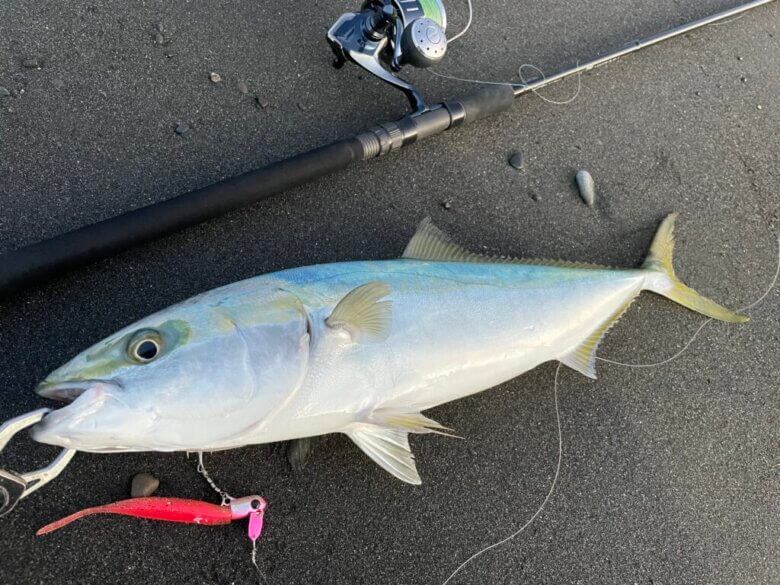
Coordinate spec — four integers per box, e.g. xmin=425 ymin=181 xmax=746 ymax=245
xmin=456 ymin=84 xmax=516 ymax=123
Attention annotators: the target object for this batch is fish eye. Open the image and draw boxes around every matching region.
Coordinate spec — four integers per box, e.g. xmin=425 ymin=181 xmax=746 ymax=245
xmin=127 ymin=330 xmax=163 ymax=363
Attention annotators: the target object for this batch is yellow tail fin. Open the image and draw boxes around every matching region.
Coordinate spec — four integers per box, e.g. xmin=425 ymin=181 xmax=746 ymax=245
xmin=642 ymin=214 xmax=748 ymax=323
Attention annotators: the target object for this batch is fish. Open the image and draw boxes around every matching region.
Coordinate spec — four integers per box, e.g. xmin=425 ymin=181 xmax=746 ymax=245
xmin=31 ymin=214 xmax=747 ymax=484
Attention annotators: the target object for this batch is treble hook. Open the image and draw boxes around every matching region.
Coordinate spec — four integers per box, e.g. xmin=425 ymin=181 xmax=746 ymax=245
xmin=0 ymin=408 xmax=76 ymax=517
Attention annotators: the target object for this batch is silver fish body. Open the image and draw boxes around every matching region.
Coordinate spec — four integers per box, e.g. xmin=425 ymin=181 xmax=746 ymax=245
xmin=31 ymin=215 xmax=747 ymax=483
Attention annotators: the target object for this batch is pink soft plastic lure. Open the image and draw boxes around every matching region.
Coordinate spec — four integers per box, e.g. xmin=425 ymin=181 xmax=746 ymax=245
xmin=37 ymin=495 xmax=267 ymax=543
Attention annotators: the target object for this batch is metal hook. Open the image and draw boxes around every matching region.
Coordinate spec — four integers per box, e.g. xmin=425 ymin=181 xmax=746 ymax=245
xmin=0 ymin=408 xmax=76 ymax=517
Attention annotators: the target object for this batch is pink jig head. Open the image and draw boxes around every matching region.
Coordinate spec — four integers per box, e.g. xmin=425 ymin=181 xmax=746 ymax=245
xmin=229 ymin=495 xmax=267 ymax=543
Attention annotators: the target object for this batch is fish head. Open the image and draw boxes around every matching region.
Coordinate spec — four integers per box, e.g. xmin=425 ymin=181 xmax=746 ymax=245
xmin=31 ymin=285 xmax=310 ymax=452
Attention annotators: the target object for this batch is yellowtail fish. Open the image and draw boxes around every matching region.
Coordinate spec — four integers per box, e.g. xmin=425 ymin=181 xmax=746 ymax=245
xmin=32 ymin=214 xmax=746 ymax=483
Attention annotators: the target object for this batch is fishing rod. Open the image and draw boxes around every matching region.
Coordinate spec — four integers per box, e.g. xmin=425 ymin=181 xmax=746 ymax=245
xmin=0 ymin=0 xmax=773 ymax=298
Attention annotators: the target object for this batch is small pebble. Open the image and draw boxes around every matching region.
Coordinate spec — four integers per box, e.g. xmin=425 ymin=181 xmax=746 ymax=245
xmin=237 ymin=81 xmax=249 ymax=95
xmin=441 ymin=199 xmax=452 ymax=210
xmin=736 ymin=55 xmax=743 ymax=61
xmin=575 ymin=170 xmax=596 ymax=206
xmin=175 ymin=123 xmax=190 ymax=135
xmin=508 ymin=151 xmax=524 ymax=170
xmin=255 ymin=97 xmax=269 ymax=109
xmin=22 ymin=57 xmax=41 ymax=69
xmin=756 ymin=105 xmax=762 ymax=110
xmin=530 ymin=192 xmax=541 ymax=202
xmin=130 ymin=472 xmax=159 ymax=498
xmin=51 ymin=78 xmax=64 ymax=90
xmin=0 ymin=87 xmax=9 ymax=98
xmin=297 ymin=102 xmax=308 ymax=111
xmin=156 ymin=22 xmax=164 ymax=33
xmin=740 ymin=76 xmax=747 ymax=83
xmin=154 ymin=32 xmax=165 ymax=45
xmin=209 ymin=72 xmax=222 ymax=83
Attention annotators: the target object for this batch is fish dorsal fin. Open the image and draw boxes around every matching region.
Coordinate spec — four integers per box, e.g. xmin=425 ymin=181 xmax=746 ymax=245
xmin=402 ymin=217 xmax=485 ymax=262
xmin=345 ymin=409 xmax=454 ymax=484
xmin=326 ymin=282 xmax=392 ymax=342
xmin=402 ymin=218 xmax=608 ymax=270
xmin=559 ymin=294 xmax=638 ymax=378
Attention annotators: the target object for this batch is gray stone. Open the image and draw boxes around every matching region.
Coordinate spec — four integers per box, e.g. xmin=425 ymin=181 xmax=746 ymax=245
xmin=508 ymin=151 xmax=524 ymax=170
xmin=130 ymin=472 xmax=160 ymax=498
xmin=22 ymin=58 xmax=41 ymax=69
xmin=575 ymin=170 xmax=596 ymax=206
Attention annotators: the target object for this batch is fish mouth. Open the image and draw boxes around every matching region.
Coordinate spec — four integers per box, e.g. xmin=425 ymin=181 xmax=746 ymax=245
xmin=30 ymin=381 xmax=125 ymax=449
xmin=36 ymin=379 xmax=109 ymax=403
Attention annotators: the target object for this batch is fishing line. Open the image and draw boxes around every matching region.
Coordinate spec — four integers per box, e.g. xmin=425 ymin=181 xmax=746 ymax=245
xmin=429 ymin=62 xmax=583 ymax=105
xmin=447 ymin=0 xmax=473 ymax=44
xmin=440 ymin=363 xmax=564 ymax=585
xmin=430 ymin=0 xmax=583 ymax=105
xmin=440 ymin=233 xmax=778 ymax=584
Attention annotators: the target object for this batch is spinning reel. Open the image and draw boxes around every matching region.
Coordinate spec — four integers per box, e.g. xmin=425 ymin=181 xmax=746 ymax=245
xmin=328 ymin=0 xmax=449 ymax=112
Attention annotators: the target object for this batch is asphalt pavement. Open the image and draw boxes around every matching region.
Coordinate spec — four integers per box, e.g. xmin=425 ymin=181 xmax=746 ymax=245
xmin=0 ymin=1 xmax=777 ymax=584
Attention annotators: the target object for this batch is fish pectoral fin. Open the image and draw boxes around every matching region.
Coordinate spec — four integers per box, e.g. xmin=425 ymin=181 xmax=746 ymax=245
xmin=559 ymin=294 xmax=638 ymax=379
xmin=345 ymin=409 xmax=456 ymax=485
xmin=345 ymin=424 xmax=421 ymax=484
xmin=326 ymin=282 xmax=392 ymax=343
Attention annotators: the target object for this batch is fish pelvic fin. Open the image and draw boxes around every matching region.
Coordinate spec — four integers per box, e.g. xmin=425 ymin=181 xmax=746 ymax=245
xmin=345 ymin=409 xmax=456 ymax=484
xmin=326 ymin=282 xmax=392 ymax=342
xmin=346 ymin=424 xmax=421 ymax=484
xmin=642 ymin=214 xmax=748 ymax=323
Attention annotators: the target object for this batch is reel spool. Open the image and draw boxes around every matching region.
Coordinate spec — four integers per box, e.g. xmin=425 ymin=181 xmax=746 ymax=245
xmin=327 ymin=0 xmax=448 ymax=112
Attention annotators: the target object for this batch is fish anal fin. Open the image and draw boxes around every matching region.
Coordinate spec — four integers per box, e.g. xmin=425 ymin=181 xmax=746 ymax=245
xmin=402 ymin=218 xmax=609 ymax=270
xmin=326 ymin=282 xmax=392 ymax=342
xmin=560 ymin=295 xmax=638 ymax=379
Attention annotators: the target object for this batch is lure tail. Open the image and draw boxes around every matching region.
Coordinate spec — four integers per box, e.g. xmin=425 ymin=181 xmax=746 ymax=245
xmin=642 ymin=214 xmax=748 ymax=323
xmin=36 ymin=497 xmax=233 ymax=535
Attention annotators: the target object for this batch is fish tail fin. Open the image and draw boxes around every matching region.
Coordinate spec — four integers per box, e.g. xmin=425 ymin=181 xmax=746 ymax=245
xmin=642 ymin=214 xmax=748 ymax=323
